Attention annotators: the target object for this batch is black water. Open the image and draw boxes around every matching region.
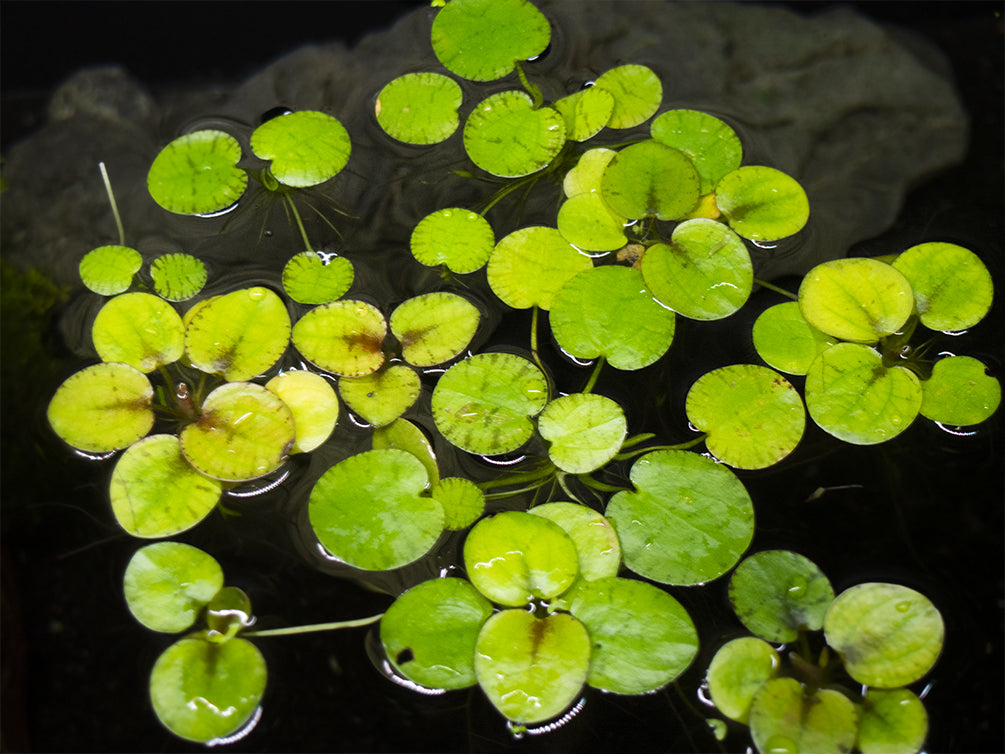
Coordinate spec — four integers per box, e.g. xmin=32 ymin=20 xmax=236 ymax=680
xmin=2 ymin=3 xmax=1001 ymax=753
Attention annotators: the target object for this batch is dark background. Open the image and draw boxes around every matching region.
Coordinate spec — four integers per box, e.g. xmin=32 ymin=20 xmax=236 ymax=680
xmin=2 ymin=2 xmax=1002 ymax=753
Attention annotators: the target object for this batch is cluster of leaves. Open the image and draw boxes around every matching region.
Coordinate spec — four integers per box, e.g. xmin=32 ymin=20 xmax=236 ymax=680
xmin=706 ymin=550 xmax=944 ymax=754
xmin=44 ymin=0 xmax=997 ymax=747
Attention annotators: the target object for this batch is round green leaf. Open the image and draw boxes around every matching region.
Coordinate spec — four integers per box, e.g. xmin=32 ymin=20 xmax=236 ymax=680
xmin=570 ymin=576 xmax=698 ymax=695
xmin=79 ymin=245 xmax=142 ymax=295
xmin=265 ymin=369 xmax=339 ymax=453
xmin=487 ymin=226 xmax=594 ymax=310
xmin=728 ymin=550 xmax=835 ymax=642
xmin=556 ymin=192 xmax=627 ymax=252
xmin=372 ymin=418 xmax=440 ymax=487
xmin=686 ymin=364 xmax=805 ymax=469
xmin=749 ymin=678 xmax=858 ymax=754
xmin=474 ymin=610 xmax=590 ymax=724
xmin=150 ymin=635 xmax=266 ymax=744
xmin=123 ymin=542 xmax=224 ymax=633
xmin=390 ymin=292 xmax=481 ymax=367
xmin=430 ymin=477 xmax=485 ymax=531
xmin=650 ymin=109 xmax=743 ymax=194
xmin=707 ymin=637 xmax=780 ymax=724
xmin=381 ymin=577 xmax=493 ymax=690
xmin=563 ymin=147 xmax=617 ymax=198
xmin=431 ymin=0 xmax=550 ymax=82
xmin=292 ymin=299 xmax=387 ymax=377
xmin=798 ymin=258 xmax=915 ymax=343
xmin=410 ymin=207 xmax=495 ymax=273
xmin=640 ymin=219 xmax=752 ymax=320
xmin=715 ymin=165 xmax=809 ymax=241
xmin=309 ymin=449 xmax=444 ymax=571
xmin=601 ymin=140 xmax=700 ymax=221
xmin=550 ymin=265 xmax=676 ymax=371
xmin=592 ymin=65 xmax=662 ymax=129
xmin=375 ymin=72 xmax=463 ymax=145
xmin=282 ymin=252 xmax=354 ymax=305
xmin=185 ymin=287 xmax=291 ymax=381
xmin=606 ymin=450 xmax=754 ymax=586
xmin=431 ymin=352 xmax=548 ymax=456
xmin=180 ymin=382 xmax=295 ymax=482
xmin=857 ymin=688 xmax=929 ymax=754
xmin=752 ymin=301 xmax=837 ymax=375
xmin=553 ymin=86 xmax=615 ymax=142
xmin=824 ymin=582 xmax=944 ymax=688
xmin=892 ymin=242 xmax=993 ymax=331
xmin=92 ymin=292 xmax=185 ymax=372
xmin=537 ymin=393 xmax=627 ymax=473
xmin=339 ymin=365 xmax=421 ymax=427
xmin=920 ymin=355 xmax=1001 ymax=426
xmin=463 ymin=511 xmax=579 ymax=606
xmin=528 ymin=502 xmax=621 ymax=598
xmin=47 ymin=362 xmax=154 ymax=453
xmin=147 ymin=130 xmax=247 ymax=215
xmin=111 ymin=434 xmax=223 ymax=537
xmin=805 ymin=343 xmax=922 ymax=444
xmin=464 ymin=91 xmax=566 ymax=178
xmin=150 ymin=253 xmax=207 ymax=302
xmin=250 ymin=110 xmax=351 ymax=188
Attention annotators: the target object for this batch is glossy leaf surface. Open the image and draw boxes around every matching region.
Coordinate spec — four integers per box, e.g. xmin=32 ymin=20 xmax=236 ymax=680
xmin=752 ymin=301 xmax=837 ymax=375
xmin=79 ymin=245 xmax=142 ymax=295
xmin=372 ymin=418 xmax=439 ymax=487
xmin=92 ymin=292 xmax=185 ymax=372
xmin=592 ymin=65 xmax=662 ymax=129
xmin=147 ymin=130 xmax=247 ymax=215
xmin=250 ymin=110 xmax=351 ymax=188
xmin=715 ymin=165 xmax=809 ymax=241
xmin=464 ymin=91 xmax=566 ymax=177
xmin=410 ymin=207 xmax=494 ymax=273
xmin=553 ymin=86 xmax=614 ymax=142
xmin=339 ymin=365 xmax=421 ymax=427
xmin=749 ymin=678 xmax=858 ymax=754
xmin=528 ymin=502 xmax=621 ymax=602
xmin=390 ymin=292 xmax=480 ymax=366
xmin=601 ymin=140 xmax=700 ymax=221
xmin=150 ymin=254 xmax=207 ymax=302
xmin=265 ymin=370 xmax=339 ymax=453
xmin=292 ymin=299 xmax=387 ymax=376
xmin=123 ymin=542 xmax=224 ymax=632
xmin=309 ymin=449 xmax=443 ymax=571
xmin=430 ymin=477 xmax=485 ymax=530
xmin=892 ymin=242 xmax=993 ymax=331
xmin=488 ymin=226 xmax=593 ymax=310
xmin=606 ymin=450 xmax=754 ymax=585
xmin=650 ymin=109 xmax=742 ymax=194
xmin=282 ymin=252 xmax=354 ymax=305
xmin=919 ymin=355 xmax=1001 ymax=426
xmin=857 ymin=688 xmax=929 ymax=754
xmin=376 ymin=72 xmax=463 ymax=145
xmin=707 ymin=637 xmax=780 ymax=724
xmin=537 ymin=392 xmax=627 ymax=473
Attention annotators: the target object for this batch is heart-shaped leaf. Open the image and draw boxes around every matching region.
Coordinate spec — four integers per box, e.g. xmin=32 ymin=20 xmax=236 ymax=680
xmin=463 ymin=91 xmax=566 ymax=177
xmin=292 ymin=299 xmax=387 ymax=376
xmin=537 ymin=392 xmax=627 ymax=473
xmin=715 ymin=165 xmax=809 ymax=241
xmin=601 ymin=140 xmax=700 ymax=221
xmin=250 ymin=110 xmax=351 ymax=188
xmin=282 ymin=252 xmax=354 ymax=305
xmin=410 ymin=208 xmax=495 ymax=273
xmin=339 ymin=365 xmax=421 ymax=427
xmin=487 ymin=226 xmax=594 ymax=310
xmin=390 ymin=292 xmax=481 ymax=367
xmin=123 ymin=542 xmax=224 ymax=633
xmin=147 ymin=130 xmax=248 ymax=215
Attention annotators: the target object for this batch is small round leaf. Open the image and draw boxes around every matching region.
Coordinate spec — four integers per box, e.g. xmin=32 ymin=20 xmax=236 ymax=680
xmin=892 ymin=242 xmax=993 ymax=331
xmin=686 ymin=364 xmax=805 ymax=469
xmin=410 ymin=208 xmax=495 ymax=273
xmin=798 ymin=258 xmax=915 ymax=343
xmin=250 ymin=110 xmax=351 ymax=188
xmin=805 ymin=343 xmax=922 ymax=445
xmin=553 ymin=86 xmax=615 ymax=142
xmin=601 ymin=140 xmax=700 ymax=221
xmin=180 ymin=382 xmax=295 ymax=482
xmin=592 ymin=65 xmax=662 ymax=129
xmin=150 ymin=254 xmax=207 ymax=302
xmin=650 ymin=109 xmax=743 ymax=194
xmin=292 ymin=299 xmax=387 ymax=377
xmin=150 ymin=635 xmax=266 ymax=744
xmin=185 ymin=287 xmax=291 ymax=381
xmin=474 ymin=610 xmax=590 ymax=724
xmin=309 ymin=449 xmax=443 ymax=571
xmin=431 ymin=0 xmax=550 ymax=82
xmin=111 ymin=434 xmax=223 ymax=537
xmin=749 ymin=678 xmax=858 ymax=754
xmin=752 ymin=301 xmax=837 ymax=375
xmin=282 ymin=252 xmax=354 ymax=305
xmin=390 ymin=292 xmax=481 ymax=367
xmin=47 ymin=362 xmax=154 ymax=453
xmin=641 ymin=219 xmax=752 ymax=320
xmin=79 ymin=245 xmax=142 ymax=295
xmin=570 ymin=577 xmax=698 ymax=694
xmin=463 ymin=91 xmax=566 ymax=177
xmin=381 ymin=577 xmax=493 ymax=690
xmin=707 ymin=637 xmax=780 ymax=724
xmin=463 ymin=511 xmax=579 ymax=606
xmin=375 ymin=72 xmax=463 ymax=145
xmin=487 ymin=226 xmax=594 ymax=310
xmin=857 ymin=688 xmax=929 ymax=754
xmin=432 ymin=352 xmax=548 ymax=456
xmin=339 ymin=365 xmax=421 ymax=428
xmin=728 ymin=550 xmax=835 ymax=642
xmin=549 ymin=265 xmax=676 ymax=371
xmin=528 ymin=502 xmax=621 ymax=594
xmin=123 ymin=542 xmax=224 ymax=633
xmin=431 ymin=477 xmax=485 ymax=531
xmin=920 ymin=355 xmax=1001 ymax=426
xmin=537 ymin=393 xmax=627 ymax=473
xmin=824 ymin=582 xmax=944 ymax=688
xmin=606 ymin=450 xmax=754 ymax=586
xmin=92 ymin=292 xmax=185 ymax=372
xmin=556 ymin=192 xmax=628 ymax=252
xmin=715 ymin=165 xmax=809 ymax=241
xmin=147 ymin=130 xmax=247 ymax=215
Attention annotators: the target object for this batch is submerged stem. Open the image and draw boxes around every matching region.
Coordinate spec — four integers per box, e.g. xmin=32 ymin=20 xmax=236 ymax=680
xmin=98 ymin=162 xmax=126 ymax=246
xmin=244 ymin=612 xmax=383 ymax=638
xmin=582 ymin=356 xmax=606 ymax=394
xmin=613 ymin=434 xmax=707 ymax=461
xmin=283 ymin=194 xmax=314 ymax=252
xmin=753 ymin=278 xmax=798 ymax=300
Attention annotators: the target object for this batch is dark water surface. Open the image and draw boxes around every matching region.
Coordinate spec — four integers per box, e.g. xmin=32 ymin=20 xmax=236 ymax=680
xmin=2 ymin=2 xmax=1001 ymax=752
